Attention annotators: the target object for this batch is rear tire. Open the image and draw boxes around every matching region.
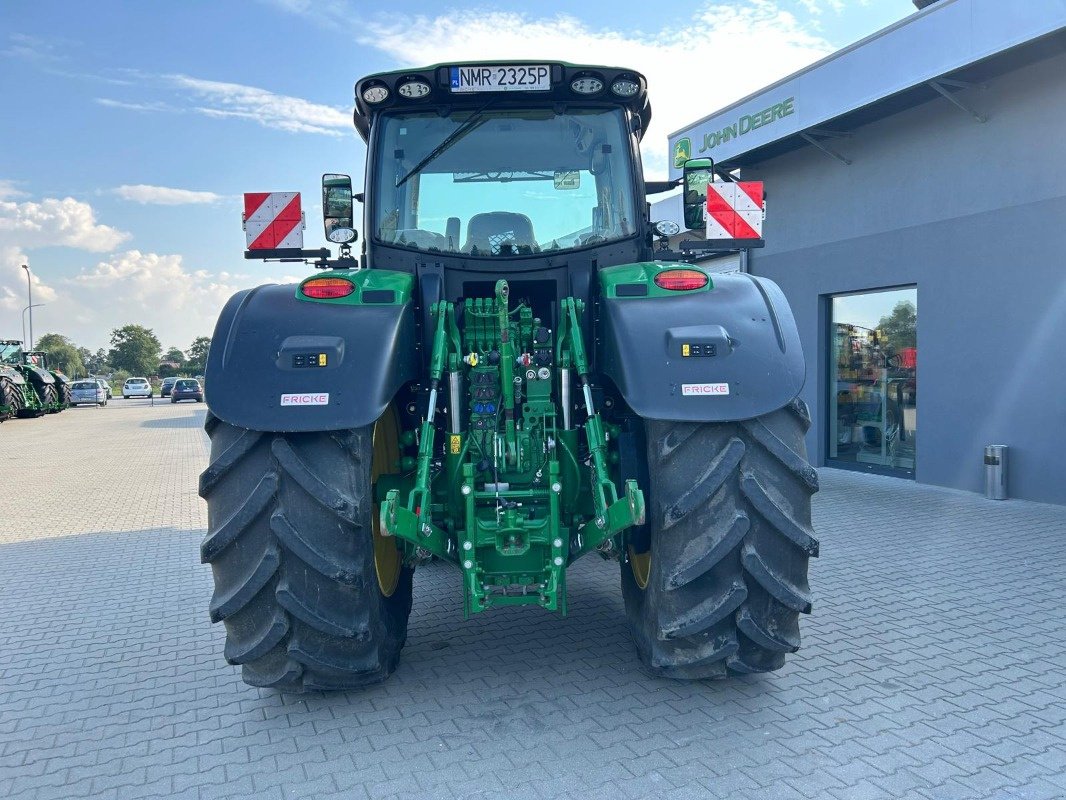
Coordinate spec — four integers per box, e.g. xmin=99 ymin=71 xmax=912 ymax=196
xmin=57 ymin=382 xmax=71 ymax=409
xmin=0 ymin=376 xmax=21 ymax=420
xmin=622 ymin=399 xmax=819 ymax=678
xmin=199 ymin=412 xmax=413 ymax=691
xmin=38 ymin=383 xmax=58 ymax=413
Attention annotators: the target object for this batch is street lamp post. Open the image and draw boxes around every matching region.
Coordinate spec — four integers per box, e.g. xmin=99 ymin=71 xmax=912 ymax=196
xmin=22 ymin=303 xmax=45 ymax=347
xmin=20 ymin=265 xmax=34 ymax=350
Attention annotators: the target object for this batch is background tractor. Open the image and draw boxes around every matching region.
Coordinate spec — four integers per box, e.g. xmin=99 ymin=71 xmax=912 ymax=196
xmin=201 ymin=62 xmax=818 ymax=691
xmin=24 ymin=350 xmax=71 ymax=412
xmin=0 ymin=340 xmax=64 ymax=418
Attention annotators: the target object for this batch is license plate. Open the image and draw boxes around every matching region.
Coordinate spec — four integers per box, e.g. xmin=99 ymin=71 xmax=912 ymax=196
xmin=449 ymin=65 xmax=550 ymax=93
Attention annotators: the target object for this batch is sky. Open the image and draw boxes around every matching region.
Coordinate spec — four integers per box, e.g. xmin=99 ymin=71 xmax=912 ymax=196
xmin=0 ymin=0 xmax=911 ymax=354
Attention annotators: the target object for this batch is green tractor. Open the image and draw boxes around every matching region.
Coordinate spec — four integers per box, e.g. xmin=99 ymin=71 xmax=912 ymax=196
xmin=24 ymin=350 xmax=71 ymax=412
xmin=0 ymin=340 xmax=68 ymax=418
xmin=201 ymin=62 xmax=819 ymax=691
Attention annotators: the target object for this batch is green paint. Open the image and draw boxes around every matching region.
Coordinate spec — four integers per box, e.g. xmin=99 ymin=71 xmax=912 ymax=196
xmin=379 ymin=281 xmax=645 ymax=616
xmin=0 ymin=341 xmax=66 ymax=416
xmin=598 ymin=261 xmax=715 ymax=298
xmin=697 ymin=96 xmax=795 ymax=153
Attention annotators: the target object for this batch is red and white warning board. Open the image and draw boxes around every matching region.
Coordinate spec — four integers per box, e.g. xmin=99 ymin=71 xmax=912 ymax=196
xmin=706 ymin=181 xmax=764 ymax=240
xmin=243 ymin=192 xmax=304 ymax=250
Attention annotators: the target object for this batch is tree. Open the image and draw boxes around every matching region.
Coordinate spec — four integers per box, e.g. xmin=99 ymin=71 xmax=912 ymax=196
xmin=85 ymin=348 xmax=111 ymax=375
xmin=35 ymin=333 xmax=85 ymax=376
xmin=109 ymin=325 xmax=162 ymax=376
xmin=187 ymin=336 xmax=211 ymax=372
xmin=876 ymin=301 xmax=917 ymax=352
xmin=163 ymin=347 xmax=186 ymax=365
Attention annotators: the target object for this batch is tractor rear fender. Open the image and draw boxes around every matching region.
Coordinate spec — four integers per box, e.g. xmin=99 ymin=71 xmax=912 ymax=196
xmin=0 ymin=366 xmax=27 ymax=387
xmin=597 ymin=268 xmax=805 ymax=422
xmin=205 ymin=280 xmax=418 ymax=433
xmin=22 ymin=365 xmax=55 ymax=386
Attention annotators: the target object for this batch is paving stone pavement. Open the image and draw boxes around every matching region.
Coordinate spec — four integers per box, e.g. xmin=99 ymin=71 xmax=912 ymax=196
xmin=1 ymin=401 xmax=1065 ymax=800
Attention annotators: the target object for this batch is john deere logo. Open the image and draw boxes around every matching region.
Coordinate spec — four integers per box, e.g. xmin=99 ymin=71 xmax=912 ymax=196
xmin=673 ymin=137 xmax=691 ymax=169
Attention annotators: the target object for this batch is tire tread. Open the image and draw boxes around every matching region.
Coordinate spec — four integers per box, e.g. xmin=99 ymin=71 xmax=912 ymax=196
xmin=623 ymin=400 xmax=818 ymax=679
xmin=200 ymin=417 xmax=412 ymax=692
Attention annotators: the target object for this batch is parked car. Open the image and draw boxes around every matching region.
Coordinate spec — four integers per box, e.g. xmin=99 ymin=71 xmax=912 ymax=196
xmin=171 ymin=378 xmax=203 ymax=403
xmin=160 ymin=376 xmax=178 ymax=397
xmin=93 ymin=377 xmax=113 ymax=399
xmin=70 ymin=379 xmax=107 ymax=407
xmin=122 ymin=377 xmax=152 ymax=398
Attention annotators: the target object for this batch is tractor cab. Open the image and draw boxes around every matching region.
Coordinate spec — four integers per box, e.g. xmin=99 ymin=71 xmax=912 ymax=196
xmin=22 ymin=351 xmax=49 ymax=370
xmin=343 ymin=62 xmax=656 ymax=321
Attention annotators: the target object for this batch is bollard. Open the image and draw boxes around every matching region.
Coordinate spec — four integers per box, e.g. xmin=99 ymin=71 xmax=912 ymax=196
xmin=984 ymin=445 xmax=1008 ymax=500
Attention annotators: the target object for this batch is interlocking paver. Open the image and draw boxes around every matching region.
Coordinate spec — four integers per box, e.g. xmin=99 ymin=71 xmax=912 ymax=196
xmin=1 ymin=401 xmax=1066 ymax=799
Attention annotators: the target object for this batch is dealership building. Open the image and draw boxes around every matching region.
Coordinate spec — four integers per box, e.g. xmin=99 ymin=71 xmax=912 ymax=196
xmin=657 ymin=0 xmax=1066 ymax=504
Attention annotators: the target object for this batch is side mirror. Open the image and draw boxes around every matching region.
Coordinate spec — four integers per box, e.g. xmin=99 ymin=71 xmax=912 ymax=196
xmin=682 ymin=158 xmax=714 ymax=230
xmin=322 ymin=173 xmax=357 ymax=244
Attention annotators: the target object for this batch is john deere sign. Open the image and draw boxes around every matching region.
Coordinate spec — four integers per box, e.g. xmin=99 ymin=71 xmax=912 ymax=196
xmin=695 ymin=96 xmax=796 ymax=154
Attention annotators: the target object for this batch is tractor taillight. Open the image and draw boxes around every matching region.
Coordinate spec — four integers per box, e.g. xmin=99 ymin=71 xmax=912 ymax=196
xmin=302 ymin=278 xmax=355 ymax=299
xmin=653 ymin=269 xmax=708 ymax=291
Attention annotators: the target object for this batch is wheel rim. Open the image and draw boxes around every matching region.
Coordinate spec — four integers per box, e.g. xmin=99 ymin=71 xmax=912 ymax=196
xmin=372 ymin=407 xmax=403 ymax=597
xmin=629 ymin=546 xmax=651 ymax=590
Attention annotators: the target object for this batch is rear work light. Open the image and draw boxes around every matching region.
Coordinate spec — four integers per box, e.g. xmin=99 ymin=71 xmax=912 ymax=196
xmin=653 ymin=269 xmax=708 ymax=291
xmin=302 ymin=277 xmax=355 ymax=298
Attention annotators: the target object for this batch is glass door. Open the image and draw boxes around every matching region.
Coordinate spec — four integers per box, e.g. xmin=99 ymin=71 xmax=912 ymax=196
xmin=828 ymin=287 xmax=917 ymax=477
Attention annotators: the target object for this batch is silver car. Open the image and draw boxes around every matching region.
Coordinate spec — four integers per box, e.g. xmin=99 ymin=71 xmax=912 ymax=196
xmin=70 ymin=379 xmax=108 ymax=406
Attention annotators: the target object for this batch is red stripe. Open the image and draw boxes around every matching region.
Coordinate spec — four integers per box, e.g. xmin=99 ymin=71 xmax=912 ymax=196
xmin=248 ymin=222 xmax=280 ymax=250
xmin=273 ymin=193 xmax=302 ymax=222
xmin=729 ymin=214 xmax=761 ymax=239
xmin=706 ymin=189 xmax=740 ymax=237
xmin=244 ymin=192 xmax=271 ymax=218
xmin=737 ymin=181 xmax=763 ymax=208
xmin=271 ymin=216 xmax=302 ymax=245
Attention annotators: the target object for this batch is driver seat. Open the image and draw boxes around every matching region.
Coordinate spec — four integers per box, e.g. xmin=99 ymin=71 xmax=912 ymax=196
xmin=463 ymin=212 xmax=538 ymax=255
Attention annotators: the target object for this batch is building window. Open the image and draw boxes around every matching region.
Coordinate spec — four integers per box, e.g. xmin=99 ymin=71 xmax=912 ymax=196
xmin=828 ymin=287 xmax=917 ymax=477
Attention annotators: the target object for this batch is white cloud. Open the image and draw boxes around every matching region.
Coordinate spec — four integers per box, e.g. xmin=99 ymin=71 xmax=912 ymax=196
xmin=0 ymin=194 xmax=306 ymax=351
xmin=0 ymin=245 xmax=58 ymax=323
xmin=95 ymin=71 xmax=352 ymax=137
xmin=0 ymin=197 xmax=130 ymax=252
xmin=0 ymin=196 xmax=129 ymax=332
xmin=165 ymin=74 xmax=351 ymax=136
xmin=796 ymin=0 xmax=848 ymax=14
xmin=351 ymin=2 xmax=832 ymax=177
xmin=113 ymin=184 xmax=224 ymax=205
xmin=0 ymin=180 xmax=28 ymax=201
xmin=2 ymin=32 xmax=64 ymax=63
xmin=64 ymin=250 xmax=304 ymax=349
xmin=95 ymin=97 xmax=176 ymax=113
